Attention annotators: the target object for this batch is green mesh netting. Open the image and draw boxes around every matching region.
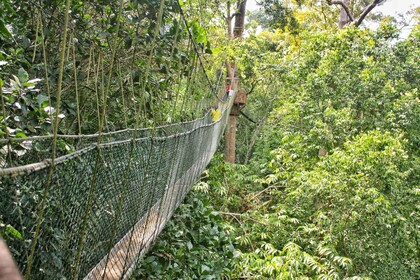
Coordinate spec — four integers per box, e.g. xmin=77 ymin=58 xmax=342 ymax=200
xmin=0 ymin=96 xmax=233 ymax=280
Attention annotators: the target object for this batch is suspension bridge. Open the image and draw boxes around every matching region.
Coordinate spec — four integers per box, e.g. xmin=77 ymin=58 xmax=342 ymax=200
xmin=0 ymin=1 xmax=240 ymax=279
xmin=0 ymin=95 xmax=233 ymax=279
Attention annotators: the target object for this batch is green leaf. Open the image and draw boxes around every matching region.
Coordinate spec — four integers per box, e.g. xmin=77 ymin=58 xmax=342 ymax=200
xmin=0 ymin=20 xmax=12 ymax=38
xmin=37 ymin=94 xmax=49 ymax=107
xmin=5 ymin=225 xmax=23 ymax=240
xmin=15 ymin=131 xmax=27 ymax=138
xmin=2 ymin=1 xmax=16 ymax=15
xmin=18 ymin=68 xmax=29 ymax=84
xmin=201 ymin=264 xmax=210 ymax=272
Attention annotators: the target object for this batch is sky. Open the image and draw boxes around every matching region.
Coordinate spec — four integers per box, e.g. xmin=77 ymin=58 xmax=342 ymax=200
xmin=247 ymin=0 xmax=419 ymax=16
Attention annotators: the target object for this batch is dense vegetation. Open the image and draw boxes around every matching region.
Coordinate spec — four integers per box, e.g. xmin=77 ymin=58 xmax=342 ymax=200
xmin=136 ymin=2 xmax=419 ymax=279
xmin=0 ymin=0 xmax=224 ymax=277
xmin=0 ymin=0 xmax=220 ymax=143
xmin=1 ymin=0 xmax=419 ymax=279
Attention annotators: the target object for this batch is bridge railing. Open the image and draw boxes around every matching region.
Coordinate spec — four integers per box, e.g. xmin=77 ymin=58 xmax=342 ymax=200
xmin=0 ymin=95 xmax=234 ymax=280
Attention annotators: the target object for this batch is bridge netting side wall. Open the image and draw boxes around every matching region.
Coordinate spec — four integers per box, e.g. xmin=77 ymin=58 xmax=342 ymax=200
xmin=0 ymin=97 xmax=233 ymax=280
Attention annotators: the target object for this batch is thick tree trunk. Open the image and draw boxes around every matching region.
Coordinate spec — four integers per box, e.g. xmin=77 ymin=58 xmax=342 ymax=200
xmin=233 ymin=0 xmax=247 ymax=38
xmin=339 ymin=0 xmax=350 ymax=29
xmin=225 ymin=0 xmax=246 ymax=164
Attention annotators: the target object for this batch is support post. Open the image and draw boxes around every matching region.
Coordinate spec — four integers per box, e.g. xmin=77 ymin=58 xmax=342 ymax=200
xmin=224 ymin=0 xmax=247 ymax=164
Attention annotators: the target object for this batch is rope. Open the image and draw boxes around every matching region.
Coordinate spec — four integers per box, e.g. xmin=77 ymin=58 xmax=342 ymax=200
xmin=0 ymin=111 xmax=212 ymax=146
xmin=72 ymin=37 xmax=82 ymax=135
xmin=240 ymin=110 xmax=257 ymax=124
xmin=39 ymin=16 xmax=52 ymax=131
xmin=101 ymin=0 xmax=124 ymax=138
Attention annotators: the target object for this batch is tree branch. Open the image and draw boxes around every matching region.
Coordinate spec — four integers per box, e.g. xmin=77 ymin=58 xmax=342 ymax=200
xmin=327 ymin=0 xmax=354 ymax=22
xmin=240 ymin=111 xmax=256 ymax=124
xmin=231 ymin=12 xmax=241 ymax=19
xmin=247 ymin=78 xmax=262 ymax=96
xmin=354 ymin=0 xmax=383 ymax=27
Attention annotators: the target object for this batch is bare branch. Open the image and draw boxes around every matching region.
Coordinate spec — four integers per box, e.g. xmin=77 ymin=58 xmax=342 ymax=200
xmin=327 ymin=0 xmax=354 ymax=22
xmin=354 ymin=0 xmax=383 ymax=27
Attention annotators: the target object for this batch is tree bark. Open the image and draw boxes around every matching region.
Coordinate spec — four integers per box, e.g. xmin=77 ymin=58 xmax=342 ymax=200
xmin=339 ymin=0 xmax=350 ymax=29
xmin=233 ymin=0 xmax=247 ymax=38
xmin=225 ymin=114 xmax=237 ymax=163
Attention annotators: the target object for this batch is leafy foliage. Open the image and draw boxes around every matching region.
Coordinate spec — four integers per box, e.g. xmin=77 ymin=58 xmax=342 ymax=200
xmin=178 ymin=19 xmax=419 ymax=280
xmin=133 ymin=186 xmax=236 ymax=279
xmin=0 ymin=0 xmax=222 ymax=140
xmin=223 ymin=21 xmax=419 ymax=279
xmin=252 ymin=0 xmax=301 ymax=32
xmin=1 ymin=1 xmax=419 ymax=279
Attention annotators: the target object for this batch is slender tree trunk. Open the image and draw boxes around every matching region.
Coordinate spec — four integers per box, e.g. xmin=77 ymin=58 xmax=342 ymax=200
xmin=225 ymin=113 xmax=237 ymax=163
xmin=227 ymin=1 xmax=233 ymax=40
xmin=225 ymin=0 xmax=246 ymax=164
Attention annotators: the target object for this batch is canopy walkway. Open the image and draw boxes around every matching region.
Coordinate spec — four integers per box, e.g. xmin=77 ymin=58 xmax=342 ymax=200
xmin=0 ymin=95 xmax=234 ymax=279
xmin=0 ymin=0 xmax=238 ymax=279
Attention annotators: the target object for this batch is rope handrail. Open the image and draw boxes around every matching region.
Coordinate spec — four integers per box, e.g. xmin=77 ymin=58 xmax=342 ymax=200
xmin=0 ymin=110 xmax=215 ymax=144
xmin=0 ymin=99 xmax=232 ymax=177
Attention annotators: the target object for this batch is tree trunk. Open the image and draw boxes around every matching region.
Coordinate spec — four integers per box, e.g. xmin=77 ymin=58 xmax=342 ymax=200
xmin=339 ymin=0 xmax=350 ymax=29
xmin=225 ymin=114 xmax=237 ymax=163
xmin=233 ymin=0 xmax=247 ymax=38
xmin=225 ymin=0 xmax=246 ymax=164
